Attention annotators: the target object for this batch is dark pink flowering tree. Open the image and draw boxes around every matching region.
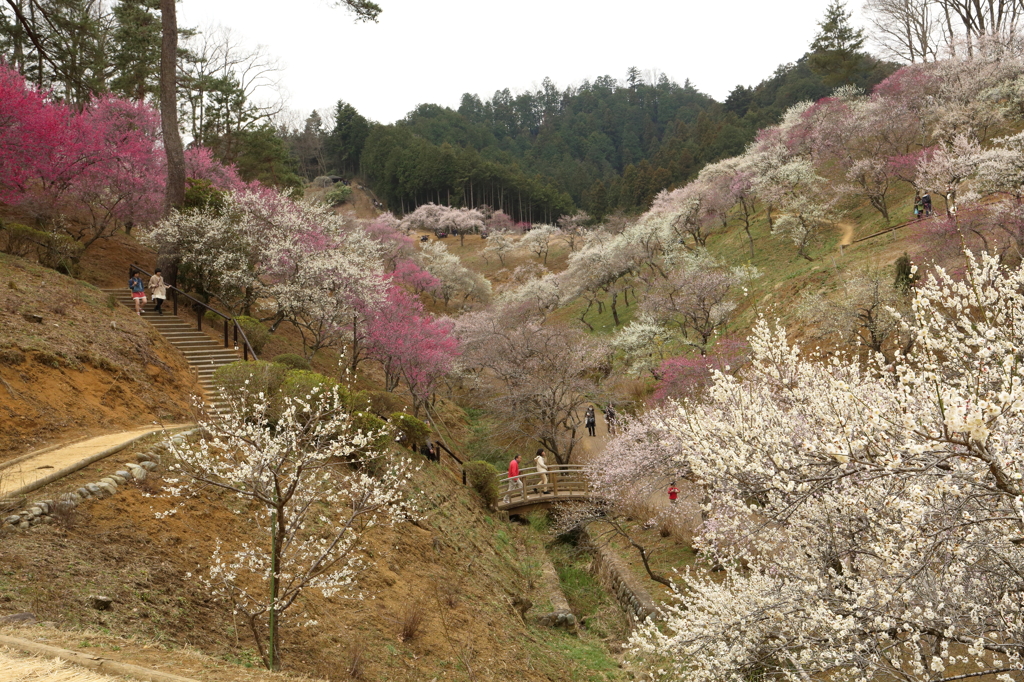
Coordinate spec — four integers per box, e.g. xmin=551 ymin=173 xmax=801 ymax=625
xmin=0 ymin=65 xmax=58 ymax=203
xmin=0 ymin=65 xmax=166 ymax=250
xmin=654 ymin=338 xmax=749 ymax=402
xmin=366 ymin=286 xmax=459 ymax=415
xmin=184 ymin=146 xmax=248 ymax=193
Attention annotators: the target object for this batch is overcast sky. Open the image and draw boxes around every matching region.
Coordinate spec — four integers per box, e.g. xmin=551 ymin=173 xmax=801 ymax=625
xmin=179 ymin=0 xmax=869 ymax=125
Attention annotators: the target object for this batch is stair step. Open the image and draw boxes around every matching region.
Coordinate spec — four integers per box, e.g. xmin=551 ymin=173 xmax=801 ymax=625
xmin=106 ymin=290 xmax=255 ymax=413
xmin=171 ymin=342 xmax=229 ymax=348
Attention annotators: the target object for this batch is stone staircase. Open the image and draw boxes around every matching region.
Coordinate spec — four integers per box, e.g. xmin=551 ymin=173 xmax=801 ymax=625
xmin=101 ymin=289 xmax=240 ymax=415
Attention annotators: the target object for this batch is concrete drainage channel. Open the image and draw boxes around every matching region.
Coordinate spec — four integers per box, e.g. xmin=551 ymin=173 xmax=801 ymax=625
xmin=2 ymin=429 xmax=198 ymax=530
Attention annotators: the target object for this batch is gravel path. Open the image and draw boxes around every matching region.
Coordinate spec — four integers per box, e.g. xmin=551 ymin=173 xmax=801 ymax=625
xmin=0 ymin=425 xmax=190 ymax=499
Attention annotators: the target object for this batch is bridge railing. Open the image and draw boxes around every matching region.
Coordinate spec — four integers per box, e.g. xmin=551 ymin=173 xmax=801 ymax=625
xmin=497 ymin=464 xmax=591 ymax=506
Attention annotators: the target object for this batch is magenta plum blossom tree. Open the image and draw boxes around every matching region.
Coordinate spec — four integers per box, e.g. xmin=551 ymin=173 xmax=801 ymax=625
xmin=366 ymin=286 xmax=459 ymax=415
xmin=0 ymin=67 xmax=167 ymax=250
xmin=0 ymin=64 xmax=60 ymax=205
xmin=184 ymin=146 xmax=249 ymax=193
xmin=653 ymin=338 xmax=749 ymax=401
xmin=166 ymin=383 xmax=418 ymax=671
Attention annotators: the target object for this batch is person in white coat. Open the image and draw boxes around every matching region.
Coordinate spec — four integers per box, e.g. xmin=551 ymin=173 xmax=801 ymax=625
xmin=148 ymin=269 xmax=167 ymax=315
xmin=534 ymin=448 xmax=549 ymax=494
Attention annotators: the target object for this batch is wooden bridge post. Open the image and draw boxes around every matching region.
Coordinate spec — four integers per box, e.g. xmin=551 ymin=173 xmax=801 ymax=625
xmin=552 ymin=468 xmax=559 ymax=496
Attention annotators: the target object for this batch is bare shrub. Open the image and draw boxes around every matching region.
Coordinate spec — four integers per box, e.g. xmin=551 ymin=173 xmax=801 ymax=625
xmin=48 ymin=494 xmax=79 ymax=529
xmin=397 ymin=600 xmax=426 ymax=642
xmin=344 ymin=640 xmax=365 ymax=679
xmin=436 ymin=581 xmax=459 ymax=609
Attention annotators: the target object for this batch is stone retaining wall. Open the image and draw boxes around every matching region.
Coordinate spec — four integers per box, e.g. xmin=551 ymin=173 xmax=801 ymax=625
xmin=582 ymin=527 xmax=660 ymax=628
xmin=2 ymin=429 xmax=197 ymax=530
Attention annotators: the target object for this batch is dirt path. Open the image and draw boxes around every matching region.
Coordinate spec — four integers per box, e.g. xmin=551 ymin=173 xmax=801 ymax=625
xmin=839 ymin=220 xmax=856 ymax=246
xmin=0 ymin=425 xmax=189 ymax=498
xmin=571 ymin=405 xmax=615 ymax=463
xmin=0 ymin=648 xmax=125 ymax=682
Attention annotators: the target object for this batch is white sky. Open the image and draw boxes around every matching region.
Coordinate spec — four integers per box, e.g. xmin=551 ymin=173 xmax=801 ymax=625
xmin=179 ymin=0 xmax=869 ymax=125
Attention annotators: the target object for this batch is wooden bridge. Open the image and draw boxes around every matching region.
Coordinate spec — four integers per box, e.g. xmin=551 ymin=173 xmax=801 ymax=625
xmin=497 ymin=464 xmax=593 ymax=514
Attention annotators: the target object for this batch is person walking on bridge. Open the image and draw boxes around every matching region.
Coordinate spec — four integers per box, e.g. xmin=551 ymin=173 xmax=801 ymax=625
xmin=534 ymin=449 xmax=549 ymax=494
xmin=503 ymin=454 xmax=523 ymax=504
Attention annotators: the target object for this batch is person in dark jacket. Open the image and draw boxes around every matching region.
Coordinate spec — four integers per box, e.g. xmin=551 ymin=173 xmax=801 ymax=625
xmin=128 ymin=271 xmax=146 ymax=315
xmin=585 ymin=406 xmax=597 ymax=437
xmin=604 ymin=404 xmax=617 ymax=436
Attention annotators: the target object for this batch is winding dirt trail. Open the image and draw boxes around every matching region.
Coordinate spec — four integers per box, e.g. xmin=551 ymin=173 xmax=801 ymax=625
xmin=839 ymin=220 xmax=856 ymax=246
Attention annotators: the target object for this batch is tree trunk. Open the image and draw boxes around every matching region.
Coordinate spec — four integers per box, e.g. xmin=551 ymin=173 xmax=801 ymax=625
xmin=160 ymin=0 xmax=185 ymax=215
xmin=610 ymin=291 xmax=620 ymax=327
xmin=579 ymin=299 xmax=594 ymax=331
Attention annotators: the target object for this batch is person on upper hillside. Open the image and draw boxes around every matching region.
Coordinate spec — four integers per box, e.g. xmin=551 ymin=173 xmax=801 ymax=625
xmin=128 ymin=271 xmax=146 ymax=316
xmin=604 ymin=404 xmax=617 ymax=436
xmin=148 ymin=269 xmax=167 ymax=315
xmin=503 ymin=454 xmax=523 ymax=504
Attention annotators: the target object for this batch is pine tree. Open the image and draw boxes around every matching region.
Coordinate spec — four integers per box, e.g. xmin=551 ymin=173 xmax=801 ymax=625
xmin=808 ymin=0 xmax=867 ymax=87
xmin=110 ymin=0 xmax=160 ymax=101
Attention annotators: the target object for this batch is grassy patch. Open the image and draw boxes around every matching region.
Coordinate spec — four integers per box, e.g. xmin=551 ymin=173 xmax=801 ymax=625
xmin=547 ymin=538 xmax=630 ymax=642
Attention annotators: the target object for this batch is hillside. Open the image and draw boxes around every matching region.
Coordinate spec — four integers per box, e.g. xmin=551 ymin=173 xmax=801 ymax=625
xmin=0 ymin=432 xmax=627 ymax=681
xmin=0 ymin=254 xmax=196 ymax=459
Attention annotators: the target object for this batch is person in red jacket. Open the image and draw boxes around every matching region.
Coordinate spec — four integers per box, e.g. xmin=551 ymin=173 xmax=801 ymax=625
xmin=668 ymin=481 xmax=679 ymax=504
xmin=504 ymin=454 xmax=523 ymax=503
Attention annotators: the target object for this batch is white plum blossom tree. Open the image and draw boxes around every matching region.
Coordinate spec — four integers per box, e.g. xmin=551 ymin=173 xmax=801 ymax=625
xmin=166 ymin=385 xmax=418 ymax=670
xmin=418 ymin=240 xmax=491 ymax=309
xmin=598 ymin=251 xmax=1024 ymax=682
xmin=520 ymin=223 xmax=560 ymax=265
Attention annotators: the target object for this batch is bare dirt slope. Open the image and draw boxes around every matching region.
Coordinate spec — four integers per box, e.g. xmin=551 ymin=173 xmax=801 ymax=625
xmin=0 ymin=254 xmax=198 ymax=461
xmin=0 ymin=450 xmax=622 ymax=681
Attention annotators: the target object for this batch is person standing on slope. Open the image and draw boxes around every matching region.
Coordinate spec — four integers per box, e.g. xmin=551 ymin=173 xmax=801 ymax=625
xmin=504 ymin=454 xmax=523 ymax=503
xmin=128 ymin=271 xmax=146 ymax=315
xmin=585 ymin=406 xmax=597 ymax=437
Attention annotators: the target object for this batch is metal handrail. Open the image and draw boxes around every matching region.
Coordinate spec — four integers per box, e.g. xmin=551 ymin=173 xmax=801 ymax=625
xmin=433 ymin=440 xmax=467 ymax=484
xmin=129 ymin=264 xmax=259 ymax=362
